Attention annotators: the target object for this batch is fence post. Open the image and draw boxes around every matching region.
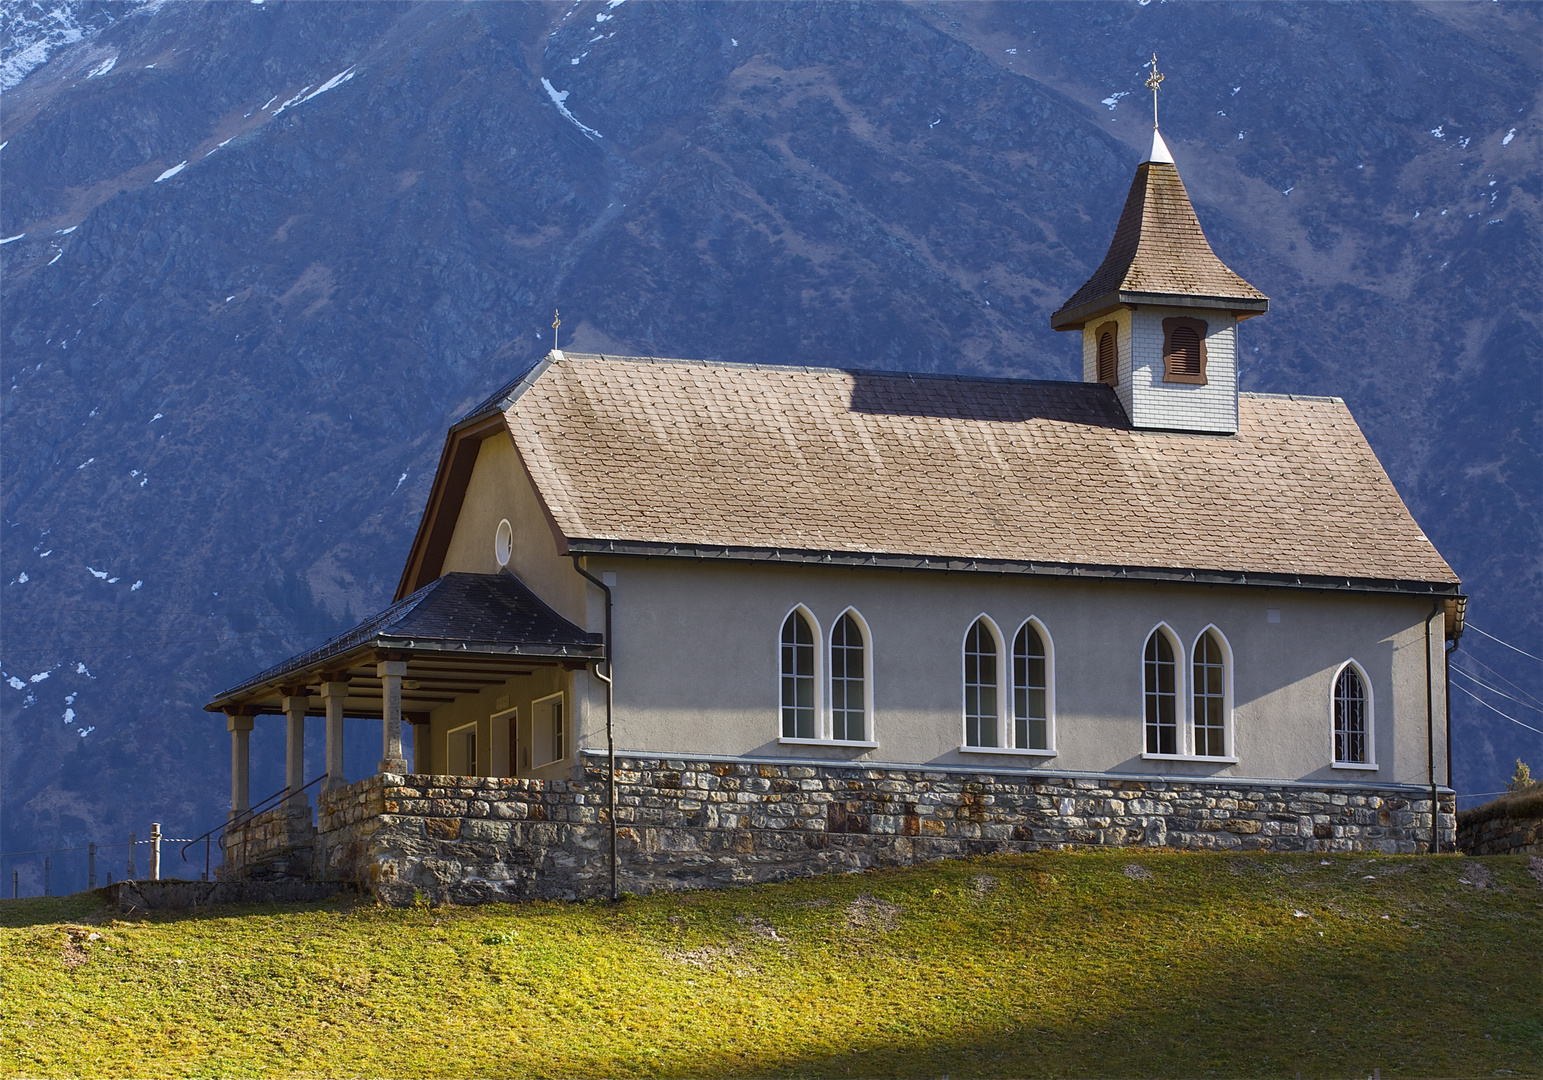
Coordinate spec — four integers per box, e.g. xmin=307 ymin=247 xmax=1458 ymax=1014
xmin=44 ymin=857 xmax=51 ymax=897
xmin=127 ymin=832 xmax=136 ymax=880
xmin=89 ymin=842 xmax=97 ymax=889
xmin=150 ymin=823 xmax=162 ymax=881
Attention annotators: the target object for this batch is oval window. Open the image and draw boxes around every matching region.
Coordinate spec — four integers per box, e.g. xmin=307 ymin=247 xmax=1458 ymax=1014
xmin=494 ymin=519 xmax=513 ymax=567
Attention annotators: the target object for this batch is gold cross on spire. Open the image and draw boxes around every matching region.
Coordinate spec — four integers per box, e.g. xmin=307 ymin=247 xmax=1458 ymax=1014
xmin=1146 ymin=53 xmax=1165 ymax=129
xmin=552 ymin=307 xmax=561 ymax=351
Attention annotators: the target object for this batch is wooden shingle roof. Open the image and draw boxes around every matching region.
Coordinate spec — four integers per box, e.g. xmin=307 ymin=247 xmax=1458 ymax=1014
xmin=1051 ymin=156 xmax=1268 ymax=330
xmin=499 ymin=354 xmax=1457 ymax=591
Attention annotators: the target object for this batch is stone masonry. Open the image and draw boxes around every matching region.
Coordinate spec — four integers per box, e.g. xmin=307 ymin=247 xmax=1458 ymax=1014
xmin=301 ymin=754 xmax=1456 ymax=905
xmin=221 ymin=803 xmax=315 ymax=880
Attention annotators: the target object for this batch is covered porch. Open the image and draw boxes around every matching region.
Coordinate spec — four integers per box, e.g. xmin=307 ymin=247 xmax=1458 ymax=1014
xmin=205 ymin=572 xmax=602 ymax=876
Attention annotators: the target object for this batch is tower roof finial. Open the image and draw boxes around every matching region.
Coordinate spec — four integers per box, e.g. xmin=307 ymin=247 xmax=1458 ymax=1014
xmin=1144 ymin=53 xmax=1172 ymax=163
xmin=1146 ymin=53 xmax=1164 ymax=129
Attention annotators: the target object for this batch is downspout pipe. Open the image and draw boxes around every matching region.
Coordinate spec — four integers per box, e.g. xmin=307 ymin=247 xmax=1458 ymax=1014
xmin=1426 ymin=600 xmax=1441 ymax=854
xmin=572 ymin=554 xmax=617 ymax=900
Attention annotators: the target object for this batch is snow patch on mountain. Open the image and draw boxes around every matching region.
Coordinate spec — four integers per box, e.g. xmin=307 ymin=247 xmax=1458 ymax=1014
xmin=541 ymin=77 xmax=603 ymax=139
xmin=0 ymin=1 xmax=148 ymax=92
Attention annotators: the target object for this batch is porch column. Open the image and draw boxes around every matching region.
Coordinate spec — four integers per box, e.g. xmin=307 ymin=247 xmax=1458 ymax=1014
xmin=378 ymin=660 xmax=408 ymax=774
xmin=409 ymin=716 xmax=432 ymax=774
xmin=282 ymin=692 xmax=309 ymax=810
xmin=227 ymin=714 xmax=253 ymax=818
xmin=320 ymin=681 xmax=348 ymax=791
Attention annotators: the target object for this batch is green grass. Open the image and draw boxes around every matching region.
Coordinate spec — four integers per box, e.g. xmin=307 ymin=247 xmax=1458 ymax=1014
xmin=3 ymin=851 xmax=1539 ymax=1078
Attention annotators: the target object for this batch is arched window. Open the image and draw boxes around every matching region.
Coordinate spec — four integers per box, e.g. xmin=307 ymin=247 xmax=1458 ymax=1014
xmin=1095 ymin=322 xmax=1118 ymax=385
xmin=1013 ymin=621 xmax=1049 ymax=750
xmin=781 ymin=610 xmax=816 ymax=739
xmin=830 ymin=612 xmax=866 ymax=742
xmin=964 ymin=618 xmax=1000 ymax=748
xmin=1334 ymin=664 xmax=1369 ymax=765
xmin=1192 ymin=630 xmax=1227 ymax=757
xmin=1144 ymin=629 xmax=1178 ymax=755
xmin=1162 ymin=316 xmax=1208 ymax=384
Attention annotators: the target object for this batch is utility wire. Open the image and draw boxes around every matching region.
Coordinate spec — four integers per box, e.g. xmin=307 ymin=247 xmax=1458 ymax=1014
xmin=1454 ymin=652 xmax=1543 ymax=710
xmin=1450 ymin=665 xmax=1543 ymax=713
xmin=1452 ymin=682 xmax=1543 ymax=736
xmin=1467 ymin=623 xmax=1542 ymax=663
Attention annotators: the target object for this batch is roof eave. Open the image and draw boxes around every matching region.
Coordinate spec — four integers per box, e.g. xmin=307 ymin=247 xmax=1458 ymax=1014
xmin=568 ymin=537 xmax=1459 ymax=598
xmin=1051 ymin=290 xmax=1270 ymax=331
xmin=204 ymin=634 xmax=603 ymax=713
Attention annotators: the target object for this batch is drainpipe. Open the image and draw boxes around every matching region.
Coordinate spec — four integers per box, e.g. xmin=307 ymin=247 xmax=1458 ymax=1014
xmin=1426 ymin=600 xmax=1441 ymax=854
xmin=572 ymin=554 xmax=617 ymax=900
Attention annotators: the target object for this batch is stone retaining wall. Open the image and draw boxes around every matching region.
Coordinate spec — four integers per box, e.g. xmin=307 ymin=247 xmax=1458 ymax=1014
xmin=314 ymin=756 xmax=1456 ymax=905
xmin=1457 ymin=789 xmax=1543 ymax=855
xmin=221 ymin=802 xmax=315 ymax=880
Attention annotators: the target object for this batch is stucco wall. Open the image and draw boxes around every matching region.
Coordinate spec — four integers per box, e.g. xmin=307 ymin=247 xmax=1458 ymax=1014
xmin=583 ymin=556 xmax=1448 ymax=789
xmin=440 ymin=432 xmax=587 ymax=626
xmin=420 ymin=665 xmax=577 ymax=782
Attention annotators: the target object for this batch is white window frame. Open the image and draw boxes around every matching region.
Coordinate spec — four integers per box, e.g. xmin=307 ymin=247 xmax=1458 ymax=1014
xmin=1138 ymin=622 xmax=1239 ymax=763
xmin=1330 ymin=659 xmax=1378 ymax=771
xmin=959 ymin=614 xmax=1008 ymax=752
xmin=963 ymin=615 xmax=1057 ymax=757
xmin=446 ymin=720 xmax=480 ymax=777
xmin=1188 ymin=624 xmax=1236 ymax=761
xmin=826 ymin=607 xmax=877 ymax=746
xmin=529 ymin=691 xmax=569 ymax=769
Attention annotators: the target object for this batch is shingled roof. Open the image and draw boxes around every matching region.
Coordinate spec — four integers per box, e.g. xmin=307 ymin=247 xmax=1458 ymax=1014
xmin=494 ymin=353 xmax=1457 ymax=592
xmin=1051 ymin=134 xmax=1268 ymax=330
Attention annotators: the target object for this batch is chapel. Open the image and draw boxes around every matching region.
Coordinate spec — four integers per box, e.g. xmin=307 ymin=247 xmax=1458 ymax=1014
xmin=207 ymin=116 xmax=1464 ymax=901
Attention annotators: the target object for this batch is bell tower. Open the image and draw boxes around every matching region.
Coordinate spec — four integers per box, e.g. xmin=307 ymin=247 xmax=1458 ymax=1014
xmin=1051 ymin=59 xmax=1267 ymax=435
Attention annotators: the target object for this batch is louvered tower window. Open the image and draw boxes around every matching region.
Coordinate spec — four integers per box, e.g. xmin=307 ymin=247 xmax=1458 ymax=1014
xmin=1161 ymin=317 xmax=1209 ymax=384
xmin=1095 ymin=322 xmax=1118 ymax=385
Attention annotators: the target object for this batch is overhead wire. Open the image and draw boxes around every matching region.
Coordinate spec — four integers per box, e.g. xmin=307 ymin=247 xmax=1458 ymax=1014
xmin=1449 ymin=666 xmax=1543 ymax=713
xmin=1453 ymin=652 xmax=1543 ymax=710
xmin=1466 ymin=623 xmax=1542 ymax=663
xmin=1451 ymin=682 xmax=1543 ymax=736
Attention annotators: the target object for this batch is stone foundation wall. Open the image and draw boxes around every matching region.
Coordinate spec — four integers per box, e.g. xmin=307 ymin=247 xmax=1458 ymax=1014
xmin=221 ymin=801 xmax=315 ymax=880
xmin=314 ymin=756 xmax=1456 ymax=905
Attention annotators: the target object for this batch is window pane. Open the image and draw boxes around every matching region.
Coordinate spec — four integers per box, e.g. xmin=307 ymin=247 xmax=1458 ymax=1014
xmin=1028 ymin=718 xmax=1047 ymax=751
xmin=965 ymin=619 xmax=999 ymax=747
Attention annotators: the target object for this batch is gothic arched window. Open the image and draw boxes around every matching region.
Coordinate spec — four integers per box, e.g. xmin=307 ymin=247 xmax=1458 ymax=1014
xmin=1144 ymin=629 xmax=1179 ymax=755
xmin=964 ymin=618 xmax=1002 ymax=748
xmin=780 ymin=609 xmax=816 ymax=740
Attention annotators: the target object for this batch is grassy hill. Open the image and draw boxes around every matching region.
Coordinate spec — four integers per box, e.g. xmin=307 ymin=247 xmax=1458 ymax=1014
xmin=3 ymin=851 xmax=1540 ymax=1079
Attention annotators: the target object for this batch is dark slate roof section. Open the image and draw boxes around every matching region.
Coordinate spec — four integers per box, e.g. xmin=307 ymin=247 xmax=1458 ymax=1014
xmin=207 ymin=573 xmax=601 ymax=708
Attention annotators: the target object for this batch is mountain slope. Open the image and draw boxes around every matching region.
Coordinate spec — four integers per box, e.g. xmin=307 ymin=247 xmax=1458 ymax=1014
xmin=2 ymin=1 xmax=1538 ymax=888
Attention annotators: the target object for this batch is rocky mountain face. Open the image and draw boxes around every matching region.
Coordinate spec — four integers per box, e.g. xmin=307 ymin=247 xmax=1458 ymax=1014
xmin=2 ymin=1 xmax=1537 ymax=890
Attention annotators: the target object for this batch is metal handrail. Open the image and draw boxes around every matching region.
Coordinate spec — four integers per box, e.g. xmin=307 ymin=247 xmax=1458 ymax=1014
xmin=180 ymin=771 xmax=329 ymax=865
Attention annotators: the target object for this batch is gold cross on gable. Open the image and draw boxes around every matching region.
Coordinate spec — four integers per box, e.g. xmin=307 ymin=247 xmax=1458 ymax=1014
xmin=1146 ymin=53 xmax=1165 ymax=128
xmin=552 ymin=307 xmax=561 ymax=350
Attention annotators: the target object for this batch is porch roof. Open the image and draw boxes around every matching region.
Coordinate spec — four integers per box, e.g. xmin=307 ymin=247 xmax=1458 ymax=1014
xmin=206 ymin=572 xmax=601 ymax=718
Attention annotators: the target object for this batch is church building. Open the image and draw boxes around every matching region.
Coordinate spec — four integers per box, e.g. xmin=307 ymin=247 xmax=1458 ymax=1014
xmin=208 ymin=122 xmax=1464 ymax=902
